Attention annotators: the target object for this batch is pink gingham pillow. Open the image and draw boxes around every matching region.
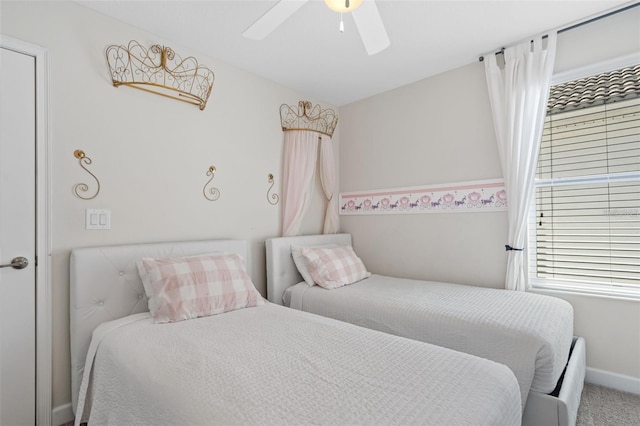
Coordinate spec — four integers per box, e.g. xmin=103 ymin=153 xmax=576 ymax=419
xmin=291 ymin=243 xmax=339 ymax=286
xmin=136 ymin=253 xmax=264 ymax=323
xmin=301 ymin=245 xmax=371 ymax=289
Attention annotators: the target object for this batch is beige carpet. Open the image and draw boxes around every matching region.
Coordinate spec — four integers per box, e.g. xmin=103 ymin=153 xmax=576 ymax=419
xmin=577 ymin=383 xmax=640 ymax=426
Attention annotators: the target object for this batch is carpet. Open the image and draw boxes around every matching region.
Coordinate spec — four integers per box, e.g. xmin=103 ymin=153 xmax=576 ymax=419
xmin=577 ymin=383 xmax=640 ymax=426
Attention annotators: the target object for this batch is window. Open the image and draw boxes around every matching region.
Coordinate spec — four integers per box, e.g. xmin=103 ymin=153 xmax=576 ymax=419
xmin=529 ymin=64 xmax=640 ymax=298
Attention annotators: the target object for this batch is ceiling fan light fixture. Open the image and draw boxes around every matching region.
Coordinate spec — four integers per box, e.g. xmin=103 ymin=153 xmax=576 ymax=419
xmin=324 ymin=0 xmax=363 ymax=13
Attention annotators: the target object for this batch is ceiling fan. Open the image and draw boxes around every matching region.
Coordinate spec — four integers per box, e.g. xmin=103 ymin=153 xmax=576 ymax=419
xmin=243 ymin=0 xmax=390 ymax=56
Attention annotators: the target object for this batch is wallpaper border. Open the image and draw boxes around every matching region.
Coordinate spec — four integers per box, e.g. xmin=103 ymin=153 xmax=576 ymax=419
xmin=339 ymin=178 xmax=508 ymax=215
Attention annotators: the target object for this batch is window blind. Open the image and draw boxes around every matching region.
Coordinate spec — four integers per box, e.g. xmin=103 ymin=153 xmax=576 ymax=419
xmin=531 ymin=97 xmax=640 ymax=293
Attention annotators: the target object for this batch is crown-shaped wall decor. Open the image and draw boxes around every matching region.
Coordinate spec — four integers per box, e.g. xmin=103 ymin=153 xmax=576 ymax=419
xmin=105 ymin=40 xmax=215 ymax=111
xmin=280 ymin=101 xmax=338 ymax=138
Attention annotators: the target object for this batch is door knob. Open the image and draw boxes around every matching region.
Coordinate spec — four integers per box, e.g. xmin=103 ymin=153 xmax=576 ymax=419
xmin=0 ymin=256 xmax=29 ymax=269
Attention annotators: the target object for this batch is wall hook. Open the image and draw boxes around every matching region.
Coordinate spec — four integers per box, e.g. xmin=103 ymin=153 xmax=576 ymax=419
xmin=203 ymin=166 xmax=220 ymax=201
xmin=73 ymin=149 xmax=100 ymax=200
xmin=267 ymin=173 xmax=279 ymax=205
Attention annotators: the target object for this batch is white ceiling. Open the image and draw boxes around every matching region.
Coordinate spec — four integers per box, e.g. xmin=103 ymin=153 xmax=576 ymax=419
xmin=77 ymin=0 xmax=632 ymax=106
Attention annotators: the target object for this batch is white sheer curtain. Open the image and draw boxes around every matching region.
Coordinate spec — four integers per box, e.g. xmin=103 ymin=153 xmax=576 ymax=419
xmin=281 ymin=131 xmax=319 ymax=237
xmin=319 ymin=134 xmax=339 ymax=234
xmin=484 ymin=33 xmax=557 ymax=291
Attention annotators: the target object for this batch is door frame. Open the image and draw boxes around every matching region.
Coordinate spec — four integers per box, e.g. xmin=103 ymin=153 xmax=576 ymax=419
xmin=1 ymin=34 xmax=52 ymax=426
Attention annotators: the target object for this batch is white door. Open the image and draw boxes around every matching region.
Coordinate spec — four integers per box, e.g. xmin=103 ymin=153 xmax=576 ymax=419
xmin=0 ymin=46 xmax=37 ymax=425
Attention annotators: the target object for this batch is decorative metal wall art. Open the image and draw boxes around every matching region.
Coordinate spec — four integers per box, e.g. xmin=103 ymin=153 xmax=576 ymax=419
xmin=203 ymin=166 xmax=220 ymax=201
xmin=267 ymin=173 xmax=279 ymax=205
xmin=105 ymin=40 xmax=215 ymax=110
xmin=280 ymin=100 xmax=338 ymax=138
xmin=73 ymin=150 xmax=101 ymax=200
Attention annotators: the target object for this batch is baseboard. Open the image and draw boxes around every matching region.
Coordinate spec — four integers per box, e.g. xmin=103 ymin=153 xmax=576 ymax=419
xmin=586 ymin=367 xmax=640 ymax=395
xmin=52 ymin=403 xmax=74 ymax=426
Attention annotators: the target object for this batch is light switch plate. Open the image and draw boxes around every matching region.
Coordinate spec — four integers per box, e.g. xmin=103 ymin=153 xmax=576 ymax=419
xmin=86 ymin=209 xmax=111 ymax=230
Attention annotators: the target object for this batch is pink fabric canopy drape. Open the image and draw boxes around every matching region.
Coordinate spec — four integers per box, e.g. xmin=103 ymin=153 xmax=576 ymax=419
xmin=319 ymin=133 xmax=339 ymax=234
xmin=281 ymin=130 xmax=338 ymax=237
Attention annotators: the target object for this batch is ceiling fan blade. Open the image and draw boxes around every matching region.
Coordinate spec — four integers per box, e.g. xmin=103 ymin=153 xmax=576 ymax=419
xmin=352 ymin=0 xmax=390 ymax=55
xmin=243 ymin=0 xmax=310 ymax=40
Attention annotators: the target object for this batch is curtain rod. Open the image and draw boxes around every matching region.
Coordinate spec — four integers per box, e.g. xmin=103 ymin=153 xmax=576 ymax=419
xmin=478 ymin=1 xmax=640 ymax=62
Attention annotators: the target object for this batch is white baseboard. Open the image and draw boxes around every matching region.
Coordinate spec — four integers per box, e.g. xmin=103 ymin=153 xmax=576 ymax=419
xmin=586 ymin=367 xmax=640 ymax=395
xmin=52 ymin=403 xmax=74 ymax=426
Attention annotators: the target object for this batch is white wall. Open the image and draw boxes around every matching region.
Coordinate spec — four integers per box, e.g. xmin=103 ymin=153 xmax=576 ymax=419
xmin=1 ymin=0 xmax=335 ymax=410
xmin=339 ymin=6 xmax=640 ymax=381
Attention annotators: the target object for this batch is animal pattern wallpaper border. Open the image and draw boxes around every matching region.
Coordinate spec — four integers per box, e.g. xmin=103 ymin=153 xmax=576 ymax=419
xmin=339 ymin=179 xmax=508 ymax=215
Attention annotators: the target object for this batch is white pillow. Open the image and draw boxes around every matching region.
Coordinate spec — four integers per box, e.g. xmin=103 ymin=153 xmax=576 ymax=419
xmin=291 ymin=244 xmax=338 ymax=286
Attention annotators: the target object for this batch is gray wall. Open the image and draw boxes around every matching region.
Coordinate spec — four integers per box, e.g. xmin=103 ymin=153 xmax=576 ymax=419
xmin=339 ymin=62 xmax=507 ymax=288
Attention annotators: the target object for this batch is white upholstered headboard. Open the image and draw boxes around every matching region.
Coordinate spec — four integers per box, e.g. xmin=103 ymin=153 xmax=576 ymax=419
xmin=69 ymin=239 xmax=248 ymax=414
xmin=265 ymin=233 xmax=352 ymax=305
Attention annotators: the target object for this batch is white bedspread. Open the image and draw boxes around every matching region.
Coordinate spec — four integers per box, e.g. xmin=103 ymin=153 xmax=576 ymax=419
xmin=288 ymin=275 xmax=574 ymax=407
xmin=76 ymin=303 xmax=521 ymax=425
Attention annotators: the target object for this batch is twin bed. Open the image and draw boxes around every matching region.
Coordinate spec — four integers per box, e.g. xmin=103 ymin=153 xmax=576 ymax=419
xmin=70 ymin=235 xmax=585 ymax=425
xmin=71 ymin=239 xmax=521 ymax=425
xmin=266 ymin=233 xmax=587 ymax=426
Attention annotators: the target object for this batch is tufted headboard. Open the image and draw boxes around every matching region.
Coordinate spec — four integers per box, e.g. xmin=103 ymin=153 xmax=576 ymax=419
xmin=69 ymin=239 xmax=248 ymax=414
xmin=265 ymin=233 xmax=352 ymax=305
